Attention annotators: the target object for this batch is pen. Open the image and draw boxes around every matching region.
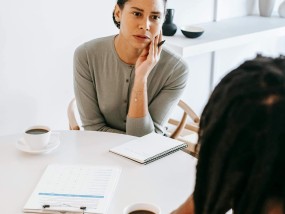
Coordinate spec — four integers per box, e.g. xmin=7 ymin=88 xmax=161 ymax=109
xmin=157 ymin=40 xmax=166 ymax=48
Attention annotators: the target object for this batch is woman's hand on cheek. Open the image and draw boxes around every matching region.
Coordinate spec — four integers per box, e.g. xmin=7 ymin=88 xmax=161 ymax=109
xmin=135 ymin=34 xmax=162 ymax=80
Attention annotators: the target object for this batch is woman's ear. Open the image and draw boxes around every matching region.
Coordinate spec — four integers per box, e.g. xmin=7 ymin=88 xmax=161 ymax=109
xmin=114 ymin=4 xmax=121 ymax=23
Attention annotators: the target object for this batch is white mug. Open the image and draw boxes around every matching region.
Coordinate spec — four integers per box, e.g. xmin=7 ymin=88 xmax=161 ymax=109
xmin=23 ymin=125 xmax=51 ymax=150
xmin=123 ymin=202 xmax=161 ymax=214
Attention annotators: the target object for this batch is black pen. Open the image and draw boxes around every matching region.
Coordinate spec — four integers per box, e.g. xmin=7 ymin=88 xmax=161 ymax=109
xmin=157 ymin=40 xmax=166 ymax=48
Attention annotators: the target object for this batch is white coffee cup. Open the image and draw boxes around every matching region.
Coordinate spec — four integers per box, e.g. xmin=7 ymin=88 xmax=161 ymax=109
xmin=23 ymin=125 xmax=51 ymax=150
xmin=123 ymin=202 xmax=161 ymax=214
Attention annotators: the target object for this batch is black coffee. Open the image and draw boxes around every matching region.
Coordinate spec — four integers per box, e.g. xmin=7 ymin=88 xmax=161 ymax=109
xmin=25 ymin=128 xmax=49 ymax=135
xmin=129 ymin=211 xmax=155 ymax=214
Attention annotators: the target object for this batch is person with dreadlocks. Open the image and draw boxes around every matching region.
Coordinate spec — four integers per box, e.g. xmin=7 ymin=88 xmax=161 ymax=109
xmin=172 ymin=55 xmax=285 ymax=214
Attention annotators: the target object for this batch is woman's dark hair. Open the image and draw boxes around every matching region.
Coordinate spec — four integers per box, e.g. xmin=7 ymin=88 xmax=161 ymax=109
xmin=112 ymin=0 xmax=167 ymax=29
xmin=193 ymin=55 xmax=285 ymax=214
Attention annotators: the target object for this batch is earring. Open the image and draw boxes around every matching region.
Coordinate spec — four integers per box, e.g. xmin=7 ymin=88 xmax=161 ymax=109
xmin=116 ymin=21 xmax=120 ymax=28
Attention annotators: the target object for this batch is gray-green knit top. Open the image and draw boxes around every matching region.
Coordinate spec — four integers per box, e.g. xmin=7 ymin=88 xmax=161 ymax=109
xmin=73 ymin=35 xmax=189 ymax=137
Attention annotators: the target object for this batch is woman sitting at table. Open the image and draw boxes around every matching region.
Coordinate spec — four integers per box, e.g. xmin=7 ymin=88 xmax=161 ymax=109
xmin=172 ymin=55 xmax=285 ymax=214
xmin=73 ymin=0 xmax=188 ymax=137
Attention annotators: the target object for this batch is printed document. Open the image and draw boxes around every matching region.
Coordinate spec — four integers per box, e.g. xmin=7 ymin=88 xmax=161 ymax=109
xmin=23 ymin=164 xmax=121 ymax=213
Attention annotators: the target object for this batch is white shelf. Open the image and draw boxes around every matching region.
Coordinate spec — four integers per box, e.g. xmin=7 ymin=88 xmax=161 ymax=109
xmin=164 ymin=15 xmax=285 ymax=57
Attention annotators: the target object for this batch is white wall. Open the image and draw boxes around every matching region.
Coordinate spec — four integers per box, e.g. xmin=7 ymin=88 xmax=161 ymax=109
xmin=0 ymin=0 xmax=119 ymax=135
xmin=1 ymin=0 xmax=285 ymax=135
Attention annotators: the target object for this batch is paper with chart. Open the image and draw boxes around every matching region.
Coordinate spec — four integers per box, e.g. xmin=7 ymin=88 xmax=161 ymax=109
xmin=23 ymin=164 xmax=121 ymax=213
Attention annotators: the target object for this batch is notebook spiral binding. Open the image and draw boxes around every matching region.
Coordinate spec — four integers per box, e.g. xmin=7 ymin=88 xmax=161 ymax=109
xmin=144 ymin=143 xmax=188 ymax=164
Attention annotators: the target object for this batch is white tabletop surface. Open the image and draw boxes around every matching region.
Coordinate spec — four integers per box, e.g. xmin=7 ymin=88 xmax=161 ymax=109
xmin=0 ymin=130 xmax=197 ymax=214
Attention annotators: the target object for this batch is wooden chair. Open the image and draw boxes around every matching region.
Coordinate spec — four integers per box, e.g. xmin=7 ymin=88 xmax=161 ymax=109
xmin=67 ymin=98 xmax=200 ymax=156
xmin=167 ymin=100 xmax=200 ymax=157
xmin=67 ymin=98 xmax=80 ymax=130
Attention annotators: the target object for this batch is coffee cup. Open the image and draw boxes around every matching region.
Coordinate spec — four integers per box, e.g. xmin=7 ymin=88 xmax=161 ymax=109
xmin=123 ymin=202 xmax=161 ymax=214
xmin=23 ymin=125 xmax=51 ymax=150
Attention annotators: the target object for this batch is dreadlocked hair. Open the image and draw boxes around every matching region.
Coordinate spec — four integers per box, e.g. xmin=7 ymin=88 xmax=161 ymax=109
xmin=193 ymin=55 xmax=285 ymax=214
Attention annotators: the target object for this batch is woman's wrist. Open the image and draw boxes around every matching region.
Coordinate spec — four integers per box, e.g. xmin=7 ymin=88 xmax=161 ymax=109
xmin=133 ymin=76 xmax=147 ymax=89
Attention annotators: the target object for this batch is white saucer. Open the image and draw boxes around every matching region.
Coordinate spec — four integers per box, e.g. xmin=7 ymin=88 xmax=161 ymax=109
xmin=16 ymin=136 xmax=60 ymax=154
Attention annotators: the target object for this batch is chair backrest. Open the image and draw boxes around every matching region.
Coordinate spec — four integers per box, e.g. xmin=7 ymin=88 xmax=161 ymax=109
xmin=168 ymin=100 xmax=200 ymax=157
xmin=169 ymin=100 xmax=199 ymax=139
xmin=67 ymin=98 xmax=80 ymax=130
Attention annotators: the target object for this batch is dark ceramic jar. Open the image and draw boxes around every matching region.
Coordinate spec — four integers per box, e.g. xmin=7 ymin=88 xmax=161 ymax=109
xmin=162 ymin=9 xmax=177 ymax=36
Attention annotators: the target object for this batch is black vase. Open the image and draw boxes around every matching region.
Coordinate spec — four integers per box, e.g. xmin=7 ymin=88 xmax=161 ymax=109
xmin=162 ymin=9 xmax=177 ymax=36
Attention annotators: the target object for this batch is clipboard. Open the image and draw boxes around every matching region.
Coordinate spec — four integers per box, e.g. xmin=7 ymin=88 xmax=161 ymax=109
xmin=23 ymin=164 xmax=121 ymax=213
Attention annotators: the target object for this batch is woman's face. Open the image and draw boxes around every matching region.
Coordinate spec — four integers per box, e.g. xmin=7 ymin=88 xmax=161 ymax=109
xmin=115 ymin=0 xmax=165 ymax=49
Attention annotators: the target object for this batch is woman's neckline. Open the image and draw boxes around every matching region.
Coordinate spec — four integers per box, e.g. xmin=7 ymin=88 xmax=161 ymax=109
xmin=113 ymin=34 xmax=140 ymax=66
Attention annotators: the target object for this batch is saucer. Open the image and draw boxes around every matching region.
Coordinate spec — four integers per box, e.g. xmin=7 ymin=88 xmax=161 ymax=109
xmin=16 ymin=135 xmax=60 ymax=154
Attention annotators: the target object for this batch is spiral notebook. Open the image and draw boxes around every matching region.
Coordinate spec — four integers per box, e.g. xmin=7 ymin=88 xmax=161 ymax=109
xmin=109 ymin=133 xmax=187 ymax=164
xmin=23 ymin=164 xmax=121 ymax=214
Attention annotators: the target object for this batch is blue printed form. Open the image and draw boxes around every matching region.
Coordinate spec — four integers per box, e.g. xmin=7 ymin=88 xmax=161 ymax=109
xmin=23 ymin=164 xmax=121 ymax=214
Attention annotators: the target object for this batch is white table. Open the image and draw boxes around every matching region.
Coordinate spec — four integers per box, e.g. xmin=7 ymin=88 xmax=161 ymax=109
xmin=0 ymin=130 xmax=197 ymax=213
